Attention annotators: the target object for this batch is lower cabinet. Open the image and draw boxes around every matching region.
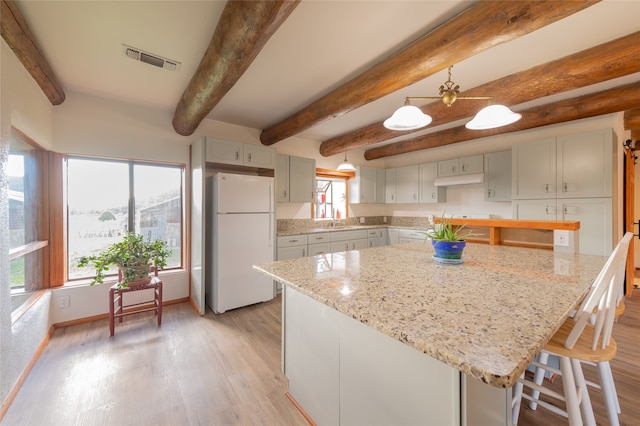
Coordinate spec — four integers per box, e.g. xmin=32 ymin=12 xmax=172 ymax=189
xmin=277 ymin=235 xmax=308 ymax=259
xmin=367 ymin=228 xmax=388 ymax=248
xmin=513 ymin=198 xmax=612 ymax=256
xmin=398 ymin=229 xmax=426 ymax=244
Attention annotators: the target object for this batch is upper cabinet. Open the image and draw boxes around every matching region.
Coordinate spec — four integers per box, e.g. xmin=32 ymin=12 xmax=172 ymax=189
xmin=419 ymin=162 xmax=445 ymax=203
xmin=512 ymin=129 xmax=613 ymax=200
xmin=277 ymin=155 xmax=316 ymax=203
xmin=484 ymin=150 xmax=512 ymax=202
xmin=385 ymin=168 xmax=397 ymax=203
xmin=437 ymin=154 xmax=483 ymax=177
xmin=350 ymin=166 xmax=385 ymax=204
xmin=205 ymin=137 xmax=276 ymax=169
xmin=396 ymin=165 xmax=420 ymax=203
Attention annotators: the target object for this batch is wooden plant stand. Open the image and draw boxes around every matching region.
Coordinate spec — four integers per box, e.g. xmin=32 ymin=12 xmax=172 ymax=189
xmin=108 ymin=277 xmax=163 ymax=336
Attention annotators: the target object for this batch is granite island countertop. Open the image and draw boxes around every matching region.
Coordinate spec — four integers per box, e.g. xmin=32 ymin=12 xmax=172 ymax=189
xmin=254 ymin=242 xmax=607 ymax=388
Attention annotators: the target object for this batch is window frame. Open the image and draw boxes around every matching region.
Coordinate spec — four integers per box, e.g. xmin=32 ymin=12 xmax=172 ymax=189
xmin=312 ymin=168 xmax=354 ymax=220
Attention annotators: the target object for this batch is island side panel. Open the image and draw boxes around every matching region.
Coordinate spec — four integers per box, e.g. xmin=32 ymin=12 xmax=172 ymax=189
xmin=340 ymin=312 xmax=460 ymax=425
xmin=461 ymin=375 xmax=511 ymax=426
xmin=284 ymin=287 xmax=340 ymax=425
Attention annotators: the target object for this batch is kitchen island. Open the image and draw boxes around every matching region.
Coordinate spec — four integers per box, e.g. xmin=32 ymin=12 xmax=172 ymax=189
xmin=254 ymin=242 xmax=607 ymax=425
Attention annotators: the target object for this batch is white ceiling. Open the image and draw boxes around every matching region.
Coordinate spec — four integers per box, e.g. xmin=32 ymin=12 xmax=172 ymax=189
xmin=14 ymin=0 xmax=640 ymax=147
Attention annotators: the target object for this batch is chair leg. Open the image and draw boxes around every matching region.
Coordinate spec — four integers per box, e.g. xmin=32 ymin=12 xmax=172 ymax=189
xmin=559 ymin=356 xmax=583 ymax=426
xmin=597 ymin=361 xmax=621 ymax=426
xmin=529 ymin=351 xmax=550 ymax=410
xmin=571 ymin=358 xmax=596 ymax=426
xmin=512 ymin=374 xmax=524 ymax=426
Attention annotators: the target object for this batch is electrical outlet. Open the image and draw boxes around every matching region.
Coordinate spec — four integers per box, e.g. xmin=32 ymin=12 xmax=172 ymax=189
xmin=59 ymin=295 xmax=70 ymax=309
xmin=383 ymin=216 xmax=387 ymax=223
xmin=554 ymin=230 xmax=570 ymax=247
xmin=360 ymin=217 xmax=365 ymax=224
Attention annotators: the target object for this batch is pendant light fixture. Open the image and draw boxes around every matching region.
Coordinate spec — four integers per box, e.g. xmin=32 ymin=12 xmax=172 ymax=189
xmin=384 ymin=65 xmax=521 ymax=131
xmin=336 ymin=151 xmax=357 ymax=172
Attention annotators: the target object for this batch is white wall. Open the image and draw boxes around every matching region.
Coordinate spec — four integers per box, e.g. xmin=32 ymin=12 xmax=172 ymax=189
xmin=0 ymin=38 xmax=55 ymax=410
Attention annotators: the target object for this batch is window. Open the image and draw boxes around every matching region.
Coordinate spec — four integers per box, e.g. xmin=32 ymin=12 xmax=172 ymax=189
xmin=67 ymin=157 xmax=184 ymax=281
xmin=8 ymin=131 xmax=47 ymax=292
xmin=313 ymin=168 xmax=352 ymax=220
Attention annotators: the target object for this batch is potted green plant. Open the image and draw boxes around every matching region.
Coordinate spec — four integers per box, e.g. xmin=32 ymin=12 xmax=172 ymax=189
xmin=422 ymin=213 xmax=477 ymax=262
xmin=78 ymin=232 xmax=172 ymax=288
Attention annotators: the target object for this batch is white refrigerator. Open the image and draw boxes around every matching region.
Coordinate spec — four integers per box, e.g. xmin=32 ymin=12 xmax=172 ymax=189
xmin=206 ymin=173 xmax=275 ymax=313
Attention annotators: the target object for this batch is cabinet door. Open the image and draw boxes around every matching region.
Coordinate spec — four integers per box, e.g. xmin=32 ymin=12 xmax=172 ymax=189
xmin=375 ymin=168 xmax=386 ymax=204
xmin=350 ymin=166 xmax=376 ymax=204
xmin=396 ymin=165 xmax=419 ymax=203
xmin=560 ymin=198 xmax=612 ymax=256
xmin=289 ymin=156 xmax=316 ymax=203
xmin=460 ymin=155 xmax=483 ymax=175
xmin=512 ymin=138 xmax=556 ymax=199
xmin=512 ymin=199 xmax=557 ymax=221
xmin=388 ymin=228 xmax=399 ymax=245
xmin=349 ymin=238 xmax=369 ymax=251
xmin=385 ymin=168 xmax=397 ymax=203
xmin=276 ymin=154 xmax=290 ymax=203
xmin=557 ymin=129 xmax=613 ymax=198
xmin=244 ymin=144 xmax=275 ymax=169
xmin=419 ymin=162 xmax=446 ymax=203
xmin=205 ymin=137 xmax=243 ymax=165
xmin=438 ymin=159 xmax=459 ymax=177
xmin=484 ymin=151 xmax=512 ymax=202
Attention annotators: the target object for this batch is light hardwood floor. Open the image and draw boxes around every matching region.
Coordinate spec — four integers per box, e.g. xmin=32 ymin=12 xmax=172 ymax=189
xmin=3 ymin=291 xmax=639 ymax=425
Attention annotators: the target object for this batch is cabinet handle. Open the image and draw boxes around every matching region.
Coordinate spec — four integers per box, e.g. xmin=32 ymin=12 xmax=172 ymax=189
xmin=302 ymin=248 xmax=306 ymax=257
xmin=284 ymin=190 xmax=287 ymax=198
xmin=248 ymin=153 xmax=252 ymax=162
xmin=432 ymin=192 xmax=436 ymax=199
xmin=351 ymin=243 xmax=355 ymax=250
xmin=461 ymin=164 xmax=466 ymax=172
xmin=563 ymin=182 xmax=568 ymax=193
xmin=369 ymin=241 xmax=373 ymax=247
xmin=413 ymin=193 xmax=417 ymax=200
xmin=545 ymin=184 xmax=550 ymax=193
xmin=289 ymin=239 xmax=298 ymax=243
xmin=392 ymin=194 xmax=395 ymax=201
xmin=235 ymin=151 xmax=240 ymax=161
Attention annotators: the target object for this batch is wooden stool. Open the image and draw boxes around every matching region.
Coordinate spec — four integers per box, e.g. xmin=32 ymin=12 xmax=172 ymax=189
xmin=108 ymin=277 xmax=163 ymax=336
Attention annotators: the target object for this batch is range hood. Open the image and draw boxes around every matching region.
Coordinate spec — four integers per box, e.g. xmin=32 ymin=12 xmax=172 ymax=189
xmin=433 ymin=173 xmax=484 ymax=187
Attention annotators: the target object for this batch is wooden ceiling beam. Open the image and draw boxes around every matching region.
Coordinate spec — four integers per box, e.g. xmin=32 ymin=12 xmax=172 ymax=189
xmin=321 ymin=31 xmax=640 ymax=157
xmin=0 ymin=0 xmax=65 ymax=105
xmin=259 ymin=0 xmax=600 ymax=146
xmin=172 ymin=0 xmax=300 ymax=136
xmin=624 ymin=108 xmax=640 ymax=131
xmin=365 ymin=81 xmax=640 ymax=160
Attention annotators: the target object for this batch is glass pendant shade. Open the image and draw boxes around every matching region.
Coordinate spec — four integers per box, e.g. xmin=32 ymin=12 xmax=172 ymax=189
xmin=383 ymin=105 xmax=433 ymax=131
xmin=465 ymin=104 xmax=522 ymax=130
xmin=336 ymin=152 xmax=357 ymax=172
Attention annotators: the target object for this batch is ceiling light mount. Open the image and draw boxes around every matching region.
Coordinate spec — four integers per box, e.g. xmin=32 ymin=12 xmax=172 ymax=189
xmin=384 ymin=65 xmax=521 ymax=131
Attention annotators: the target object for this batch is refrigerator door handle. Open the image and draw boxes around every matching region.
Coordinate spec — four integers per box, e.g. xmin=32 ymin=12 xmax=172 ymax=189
xmin=269 ymin=182 xmax=273 ymax=247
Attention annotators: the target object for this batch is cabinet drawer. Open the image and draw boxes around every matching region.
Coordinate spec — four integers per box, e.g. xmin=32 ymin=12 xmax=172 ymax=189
xmin=308 ymin=233 xmax=331 ymax=243
xmin=308 ymin=243 xmax=330 ymax=257
xmin=330 ymin=229 xmax=368 ymax=242
xmin=367 ymin=229 xmax=384 ymax=238
xmin=399 ymin=229 xmax=425 ymax=240
xmin=277 ymin=235 xmax=308 ymax=247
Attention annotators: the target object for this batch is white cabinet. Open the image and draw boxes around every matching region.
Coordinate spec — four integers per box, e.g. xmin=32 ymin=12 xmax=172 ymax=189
xmin=349 ymin=166 xmax=377 ymax=204
xmin=277 ymin=235 xmax=308 ymax=259
xmin=437 ymin=154 xmax=483 ymax=177
xmin=367 ymin=228 xmax=388 ymax=248
xmin=398 ymin=229 xmax=426 ymax=244
xmin=277 ymin=155 xmax=316 ymax=203
xmin=375 ymin=168 xmax=386 ymax=204
xmin=388 ymin=228 xmax=399 ymax=245
xmin=419 ymin=162 xmax=446 ymax=203
xmin=484 ymin=150 xmax=512 ymax=202
xmin=307 ymin=233 xmax=331 ymax=256
xmin=330 ymin=229 xmax=368 ymax=252
xmin=385 ymin=168 xmax=397 ymax=203
xmin=276 ymin=154 xmax=290 ymax=203
xmin=513 ymin=198 xmax=612 ymax=256
xmin=512 ymin=129 xmax=613 ymax=200
xmin=350 ymin=166 xmax=386 ymax=204
xmin=396 ymin=165 xmax=419 ymax=204
xmin=205 ymin=137 xmax=275 ymax=169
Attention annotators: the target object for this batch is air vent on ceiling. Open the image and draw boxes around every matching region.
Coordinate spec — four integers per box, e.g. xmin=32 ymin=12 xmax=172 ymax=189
xmin=121 ymin=44 xmax=181 ymax=71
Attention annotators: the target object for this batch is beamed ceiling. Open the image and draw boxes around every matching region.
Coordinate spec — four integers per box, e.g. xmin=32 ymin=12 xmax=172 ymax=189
xmin=2 ymin=0 xmax=640 ymax=161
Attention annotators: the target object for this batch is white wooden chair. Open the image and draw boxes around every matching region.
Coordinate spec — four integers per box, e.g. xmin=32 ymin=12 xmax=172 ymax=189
xmin=512 ymin=232 xmax=633 ymax=426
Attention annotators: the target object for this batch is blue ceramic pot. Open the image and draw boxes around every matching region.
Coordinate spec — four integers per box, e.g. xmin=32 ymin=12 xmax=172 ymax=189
xmin=432 ymin=240 xmax=466 ymax=260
